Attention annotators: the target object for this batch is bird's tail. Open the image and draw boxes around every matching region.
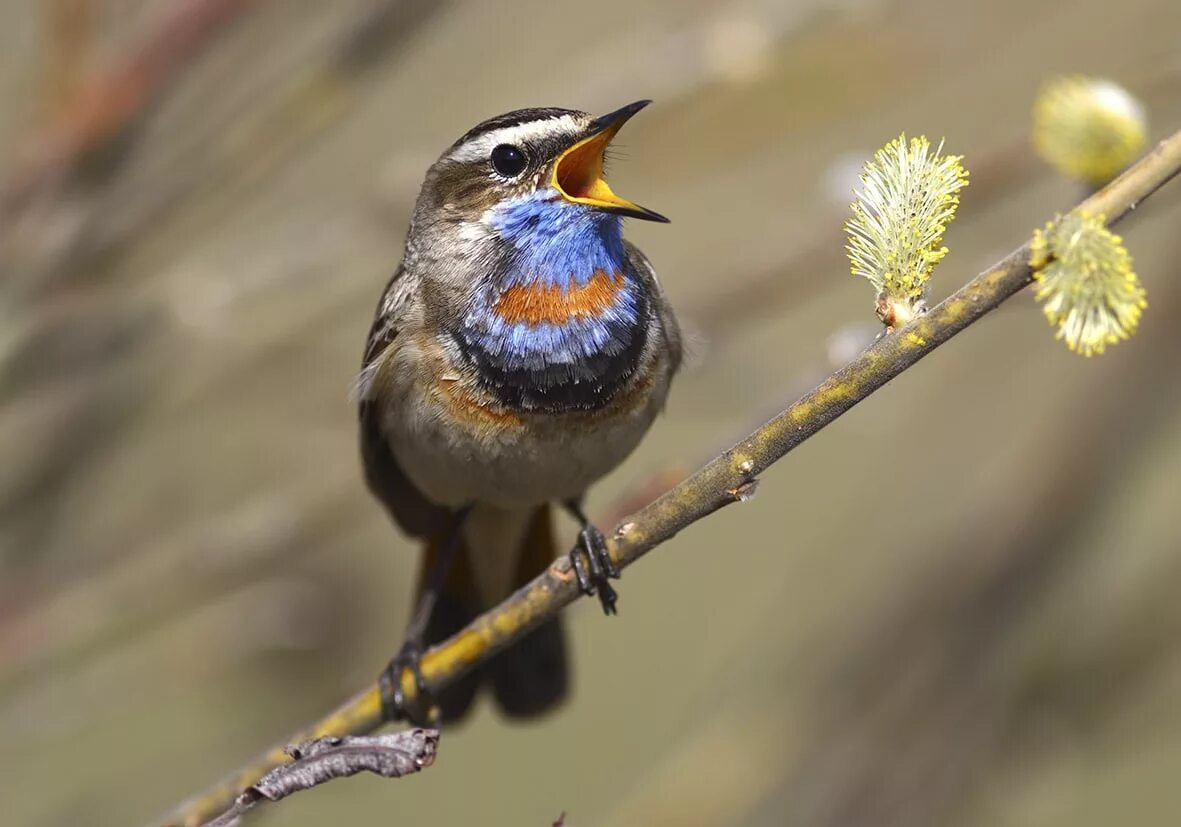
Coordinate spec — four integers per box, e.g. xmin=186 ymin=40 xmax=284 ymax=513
xmin=417 ymin=504 xmax=568 ymax=723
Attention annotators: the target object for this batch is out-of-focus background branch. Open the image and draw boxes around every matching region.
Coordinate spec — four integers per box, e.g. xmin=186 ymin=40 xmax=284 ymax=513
xmin=2 ymin=2 xmax=1180 ymax=826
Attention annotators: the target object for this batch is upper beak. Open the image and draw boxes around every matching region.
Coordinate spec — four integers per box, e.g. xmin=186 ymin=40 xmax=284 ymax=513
xmin=552 ymin=100 xmax=669 ymax=222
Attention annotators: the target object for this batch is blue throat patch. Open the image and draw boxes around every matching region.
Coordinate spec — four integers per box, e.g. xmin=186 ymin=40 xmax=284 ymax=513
xmin=456 ymin=192 xmax=649 ymax=412
xmin=492 ymin=191 xmax=629 ymax=288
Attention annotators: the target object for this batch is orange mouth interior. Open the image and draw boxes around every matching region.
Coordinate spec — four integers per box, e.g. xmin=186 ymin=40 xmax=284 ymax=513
xmin=552 ymin=125 xmax=637 ymax=209
xmin=555 ymin=131 xmax=611 ymax=200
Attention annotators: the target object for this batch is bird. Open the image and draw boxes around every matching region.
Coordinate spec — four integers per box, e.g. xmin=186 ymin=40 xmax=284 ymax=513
xmin=355 ymin=100 xmax=681 ymax=725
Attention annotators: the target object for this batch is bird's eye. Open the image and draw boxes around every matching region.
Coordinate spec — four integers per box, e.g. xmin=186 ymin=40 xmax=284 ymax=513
xmin=490 ymin=144 xmax=528 ymax=177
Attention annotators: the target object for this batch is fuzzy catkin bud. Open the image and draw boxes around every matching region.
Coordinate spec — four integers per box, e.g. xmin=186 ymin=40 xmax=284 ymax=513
xmin=1033 ymin=76 xmax=1147 ymax=185
xmin=1030 ymin=211 xmax=1146 ymax=356
xmin=845 ymin=134 xmax=968 ymax=328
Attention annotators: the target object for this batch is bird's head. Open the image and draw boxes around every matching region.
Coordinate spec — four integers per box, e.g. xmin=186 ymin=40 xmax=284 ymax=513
xmin=412 ymin=101 xmax=667 ymax=245
xmin=397 ymin=103 xmax=667 ymax=410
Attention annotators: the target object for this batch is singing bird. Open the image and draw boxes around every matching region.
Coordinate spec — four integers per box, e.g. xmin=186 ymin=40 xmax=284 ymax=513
xmin=356 ymin=101 xmax=680 ymax=724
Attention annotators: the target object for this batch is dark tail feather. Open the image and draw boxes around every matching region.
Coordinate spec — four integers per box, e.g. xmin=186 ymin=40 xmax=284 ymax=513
xmin=417 ymin=530 xmax=483 ymax=724
xmin=489 ymin=504 xmax=568 ymax=718
xmin=417 ymin=504 xmax=568 ymax=723
xmin=490 ymin=615 xmax=568 ymax=718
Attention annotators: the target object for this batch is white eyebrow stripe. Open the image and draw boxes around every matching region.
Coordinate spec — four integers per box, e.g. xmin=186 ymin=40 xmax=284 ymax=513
xmin=445 ymin=116 xmax=584 ymax=164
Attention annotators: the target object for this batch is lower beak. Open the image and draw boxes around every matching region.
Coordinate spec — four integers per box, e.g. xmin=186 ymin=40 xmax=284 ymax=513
xmin=552 ymin=100 xmax=669 ymax=222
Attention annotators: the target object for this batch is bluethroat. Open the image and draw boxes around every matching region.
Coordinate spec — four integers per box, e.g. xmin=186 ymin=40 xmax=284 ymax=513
xmin=356 ymin=101 xmax=680 ymax=724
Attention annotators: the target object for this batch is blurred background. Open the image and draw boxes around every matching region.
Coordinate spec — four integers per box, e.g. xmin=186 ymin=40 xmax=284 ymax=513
xmin=2 ymin=1 xmax=1180 ymax=825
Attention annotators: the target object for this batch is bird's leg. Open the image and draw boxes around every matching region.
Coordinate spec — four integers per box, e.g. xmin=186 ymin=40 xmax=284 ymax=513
xmin=564 ymin=498 xmax=620 ymax=615
xmin=379 ymin=505 xmax=472 ymax=724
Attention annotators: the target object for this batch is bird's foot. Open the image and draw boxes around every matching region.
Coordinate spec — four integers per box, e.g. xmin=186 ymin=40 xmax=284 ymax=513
xmin=378 ymin=639 xmax=437 ymax=726
xmin=569 ymin=522 xmax=621 ymax=615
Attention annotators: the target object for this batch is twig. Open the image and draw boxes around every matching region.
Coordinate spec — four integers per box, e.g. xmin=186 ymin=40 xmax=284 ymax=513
xmin=202 ymin=729 xmax=438 ymax=827
xmin=156 ymin=127 xmax=1181 ymax=827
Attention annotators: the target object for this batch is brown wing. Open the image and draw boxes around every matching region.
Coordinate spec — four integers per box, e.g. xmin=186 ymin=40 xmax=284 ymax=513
xmin=624 ymin=240 xmax=682 ymax=377
xmin=357 ymin=264 xmax=451 ymax=539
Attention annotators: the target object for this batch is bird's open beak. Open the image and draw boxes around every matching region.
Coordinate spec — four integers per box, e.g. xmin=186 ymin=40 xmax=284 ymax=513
xmin=552 ymin=100 xmax=669 ymax=222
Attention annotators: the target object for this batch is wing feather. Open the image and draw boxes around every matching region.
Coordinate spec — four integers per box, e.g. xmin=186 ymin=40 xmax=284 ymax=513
xmin=624 ymin=240 xmax=682 ymax=376
xmin=358 ymin=264 xmax=450 ymax=539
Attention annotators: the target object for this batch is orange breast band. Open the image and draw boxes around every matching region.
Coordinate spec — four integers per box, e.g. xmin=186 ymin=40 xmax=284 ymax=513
xmin=437 ymin=376 xmax=524 ymax=428
xmin=493 ymin=270 xmax=624 ymax=326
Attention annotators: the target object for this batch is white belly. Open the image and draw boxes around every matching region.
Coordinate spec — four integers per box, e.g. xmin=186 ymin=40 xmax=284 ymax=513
xmin=380 ymin=337 xmax=670 ymax=509
xmin=390 ymin=388 xmax=662 ymax=508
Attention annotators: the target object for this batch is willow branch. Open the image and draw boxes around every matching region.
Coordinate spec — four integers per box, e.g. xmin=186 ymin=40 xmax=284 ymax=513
xmin=157 ymin=127 xmax=1181 ymax=827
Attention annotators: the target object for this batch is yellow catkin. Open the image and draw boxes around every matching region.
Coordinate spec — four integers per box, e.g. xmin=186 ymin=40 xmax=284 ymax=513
xmin=1033 ymin=76 xmax=1147 ymax=185
xmin=1030 ymin=212 xmax=1147 ymax=356
xmin=845 ymin=134 xmax=969 ymax=326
